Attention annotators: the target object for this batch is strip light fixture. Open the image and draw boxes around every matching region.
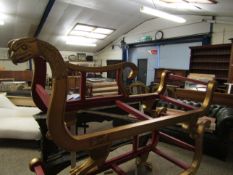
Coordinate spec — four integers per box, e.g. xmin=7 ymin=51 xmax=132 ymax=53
xmin=140 ymin=6 xmax=186 ymax=23
xmin=160 ymin=0 xmax=217 ymax=3
xmin=154 ymin=0 xmax=200 ymax=10
xmin=0 ymin=20 xmax=4 ymax=25
xmin=66 ymin=36 xmax=97 ymax=47
xmin=66 ymin=24 xmax=114 ymax=46
xmin=0 ymin=14 xmax=4 ymax=25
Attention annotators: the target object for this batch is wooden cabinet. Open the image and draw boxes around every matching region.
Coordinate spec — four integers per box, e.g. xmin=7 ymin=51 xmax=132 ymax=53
xmin=189 ymin=44 xmax=231 ymax=83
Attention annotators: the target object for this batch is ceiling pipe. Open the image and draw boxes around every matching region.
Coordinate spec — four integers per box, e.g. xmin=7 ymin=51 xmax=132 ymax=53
xmin=34 ymin=0 xmax=56 ymax=37
xmin=202 ymin=18 xmax=233 ymax=25
xmin=30 ymin=0 xmax=56 ymax=70
xmin=209 ymin=16 xmax=215 ymax=44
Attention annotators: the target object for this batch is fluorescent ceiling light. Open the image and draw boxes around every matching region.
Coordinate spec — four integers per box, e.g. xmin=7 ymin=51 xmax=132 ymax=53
xmin=67 ymin=24 xmax=115 ymax=46
xmin=0 ymin=19 xmax=4 ymax=25
xmin=70 ymin=30 xmax=107 ymax=39
xmin=140 ymin=6 xmax=186 ymax=23
xmin=0 ymin=14 xmax=5 ymax=25
xmin=160 ymin=0 xmax=217 ymax=4
xmin=94 ymin=28 xmax=114 ymax=34
xmin=65 ymin=36 xmax=97 ymax=47
xmin=155 ymin=0 xmax=199 ymax=10
xmin=74 ymin=24 xmax=94 ymax=31
xmin=186 ymin=0 xmax=217 ymax=3
xmin=84 ymin=32 xmax=107 ymax=39
xmin=67 ymin=42 xmax=96 ymax=47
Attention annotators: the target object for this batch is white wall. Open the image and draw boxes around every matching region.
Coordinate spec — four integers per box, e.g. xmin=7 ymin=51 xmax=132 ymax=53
xmin=95 ymin=45 xmax=122 ymax=66
xmin=0 ymin=48 xmax=30 ymax=70
xmin=0 ymin=48 xmax=95 ymax=78
xmin=125 ymin=16 xmax=210 ymax=44
xmin=46 ymin=50 xmax=95 ymax=77
xmin=60 ymin=51 xmax=94 ymax=62
xmin=94 ymin=45 xmax=122 ymax=77
xmin=159 ymin=42 xmax=202 ymax=70
xmin=94 ymin=15 xmax=232 ymax=85
xmin=212 ymin=17 xmax=233 ymax=44
xmin=128 ymin=46 xmax=159 ymax=85
xmin=95 ymin=15 xmax=211 ymax=64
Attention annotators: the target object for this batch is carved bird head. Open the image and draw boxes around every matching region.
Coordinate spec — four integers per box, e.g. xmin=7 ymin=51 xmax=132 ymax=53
xmin=8 ymin=38 xmax=39 ymax=64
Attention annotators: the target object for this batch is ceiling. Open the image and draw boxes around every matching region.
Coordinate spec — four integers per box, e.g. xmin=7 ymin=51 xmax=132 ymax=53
xmin=0 ymin=0 xmax=233 ymax=53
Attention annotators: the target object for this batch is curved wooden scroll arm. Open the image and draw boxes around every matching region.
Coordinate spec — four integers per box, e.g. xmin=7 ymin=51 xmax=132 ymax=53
xmin=67 ymin=61 xmax=138 ymax=98
xmin=179 ymin=119 xmax=210 ymax=175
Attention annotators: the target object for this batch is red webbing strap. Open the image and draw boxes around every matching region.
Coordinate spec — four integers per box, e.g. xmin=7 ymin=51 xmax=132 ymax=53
xmin=31 ymin=56 xmax=48 ymax=112
xmin=159 ymin=131 xmax=194 ymax=151
xmin=35 ymin=84 xmax=50 ymax=108
xmin=33 ymin=166 xmax=45 ymax=175
xmin=111 ymin=164 xmax=127 ymax=175
xmin=153 ymin=147 xmax=190 ymax=170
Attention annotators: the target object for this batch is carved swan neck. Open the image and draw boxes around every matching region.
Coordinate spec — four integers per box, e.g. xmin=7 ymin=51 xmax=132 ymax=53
xmin=37 ymin=40 xmax=67 ymax=79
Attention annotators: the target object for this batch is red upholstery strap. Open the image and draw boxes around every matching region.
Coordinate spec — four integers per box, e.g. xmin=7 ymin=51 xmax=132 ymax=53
xmin=34 ymin=166 xmax=45 ymax=175
xmin=35 ymin=84 xmax=50 ymax=108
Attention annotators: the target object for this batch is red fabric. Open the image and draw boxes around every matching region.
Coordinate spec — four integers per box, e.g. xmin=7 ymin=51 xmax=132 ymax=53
xmin=34 ymin=166 xmax=45 ymax=175
xmin=36 ymin=84 xmax=50 ymax=108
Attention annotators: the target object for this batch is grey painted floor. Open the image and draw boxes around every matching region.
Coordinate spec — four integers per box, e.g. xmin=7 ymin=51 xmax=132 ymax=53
xmin=1 ymin=140 xmax=233 ymax=175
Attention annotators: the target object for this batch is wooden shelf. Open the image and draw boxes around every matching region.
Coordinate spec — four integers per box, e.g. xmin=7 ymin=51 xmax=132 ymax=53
xmin=216 ymin=77 xmax=228 ymax=81
xmin=190 ymin=43 xmax=231 ymax=50
xmin=191 ymin=60 xmax=229 ymax=63
xmin=189 ymin=43 xmax=232 ymax=85
xmin=190 ymin=68 xmax=228 ymax=71
xmin=191 ymin=53 xmax=230 ymax=56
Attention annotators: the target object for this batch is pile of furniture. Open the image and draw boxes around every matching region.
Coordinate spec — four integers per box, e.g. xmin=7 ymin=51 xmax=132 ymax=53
xmin=86 ymin=78 xmax=118 ymax=97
